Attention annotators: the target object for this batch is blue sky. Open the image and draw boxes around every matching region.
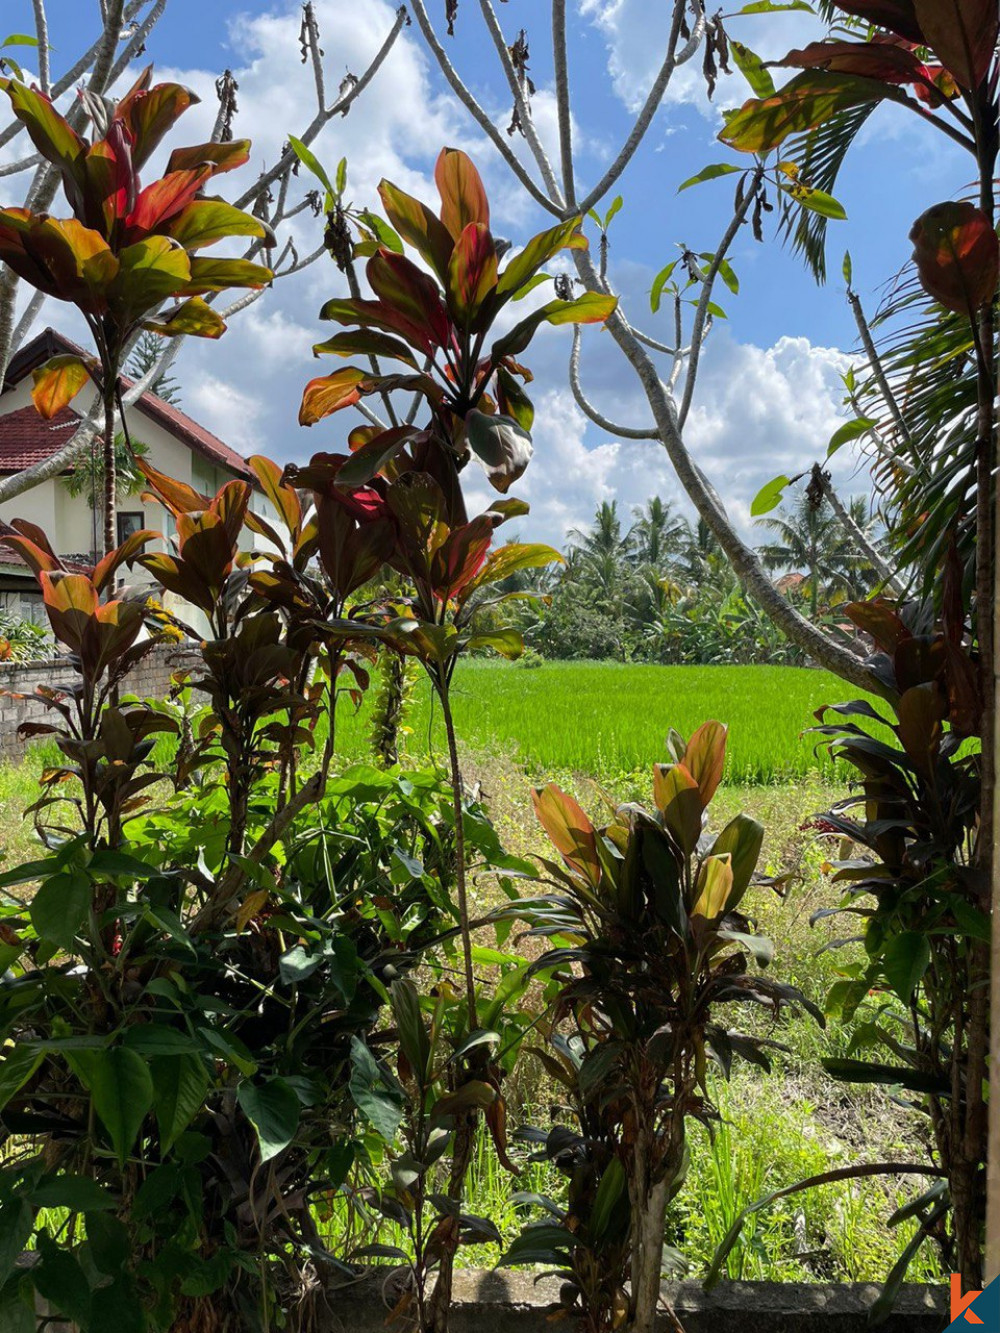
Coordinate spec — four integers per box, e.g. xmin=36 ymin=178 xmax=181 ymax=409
xmin=2 ymin=0 xmax=969 ymax=543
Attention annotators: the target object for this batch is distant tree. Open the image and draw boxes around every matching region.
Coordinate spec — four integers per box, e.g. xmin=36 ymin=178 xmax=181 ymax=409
xmin=630 ymin=496 xmax=685 ymax=569
xmin=756 ymin=487 xmax=878 ymax=617
xmin=126 ymin=331 xmax=181 ymax=405
xmin=63 ymin=433 xmax=150 ymax=508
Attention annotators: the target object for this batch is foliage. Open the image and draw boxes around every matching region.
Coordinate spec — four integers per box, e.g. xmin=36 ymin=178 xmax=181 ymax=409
xmin=501 ymin=723 xmax=818 ymax=1332
xmin=63 ymin=432 xmax=151 ymax=507
xmin=809 ymin=595 xmax=985 ymax=1287
xmin=0 ymin=609 xmax=47 ymax=662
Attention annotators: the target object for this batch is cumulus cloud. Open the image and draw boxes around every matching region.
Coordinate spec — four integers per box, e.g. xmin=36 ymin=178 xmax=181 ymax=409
xmin=2 ymin=0 xmax=871 ymax=557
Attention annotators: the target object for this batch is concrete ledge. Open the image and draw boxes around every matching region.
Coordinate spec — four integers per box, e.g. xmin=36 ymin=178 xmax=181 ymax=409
xmin=329 ymin=1271 xmax=949 ymax=1331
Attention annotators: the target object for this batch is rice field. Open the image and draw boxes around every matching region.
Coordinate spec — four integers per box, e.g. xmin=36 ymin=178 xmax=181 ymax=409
xmin=333 ymin=660 xmax=880 ymax=784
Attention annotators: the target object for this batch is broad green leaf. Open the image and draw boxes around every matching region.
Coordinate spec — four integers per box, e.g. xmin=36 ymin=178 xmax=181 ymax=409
xmin=677 ymin=164 xmax=741 ymax=193
xmin=30 ymin=871 xmax=90 ymax=953
xmin=497 ymin=217 xmax=586 ymax=296
xmin=0 ymin=1044 xmax=43 ymax=1112
xmin=287 ymin=134 xmax=335 ymax=199
xmin=650 ymin=259 xmax=677 ymax=312
xmin=826 ymin=417 xmax=874 ymax=458
xmin=468 ymin=628 xmax=525 ymax=659
xmin=779 ymin=181 xmax=847 ymax=220
xmin=350 ymin=1037 xmax=404 ymax=1141
xmin=66 ymin=1047 xmax=154 ymax=1165
xmin=31 ymin=1175 xmax=116 ymax=1213
xmin=237 ymin=1077 xmax=300 ymax=1161
xmin=730 ymin=40 xmax=775 ymax=97
xmin=709 ymin=814 xmax=764 ymax=912
xmin=33 ymin=1241 xmax=91 ymax=1328
xmin=881 ymin=931 xmax=931 ymax=1004
xmin=0 ymin=1199 xmax=33 ymax=1286
xmin=750 ymin=473 xmax=792 ymax=516
xmin=842 ymin=250 xmax=852 ymax=285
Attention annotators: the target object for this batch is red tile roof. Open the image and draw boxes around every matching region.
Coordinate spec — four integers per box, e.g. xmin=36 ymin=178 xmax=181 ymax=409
xmin=0 ymin=406 xmax=80 ymax=474
xmin=1 ymin=329 xmax=253 ymax=482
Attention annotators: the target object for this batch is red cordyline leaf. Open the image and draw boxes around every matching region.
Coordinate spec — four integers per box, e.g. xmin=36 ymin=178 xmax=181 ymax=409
xmin=910 ymin=202 xmax=999 ymax=315
xmin=912 ymin=0 xmax=998 ymax=88
xmin=367 ymin=250 xmax=452 ymax=350
xmin=431 ymin=514 xmax=494 ymax=601
xmin=435 ymin=148 xmax=490 ymax=240
xmin=831 ymin=0 xmax=923 ymax=43
xmin=447 ymin=222 xmax=498 ymax=325
xmin=776 ymin=37 xmax=936 ymax=89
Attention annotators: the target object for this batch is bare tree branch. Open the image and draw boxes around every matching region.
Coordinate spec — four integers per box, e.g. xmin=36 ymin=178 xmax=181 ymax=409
xmin=570 ymin=327 xmax=658 ymax=439
xmin=234 ymin=6 xmax=408 ymax=211
xmin=476 ymin=0 xmax=564 ymax=206
xmin=678 ymin=166 xmax=762 ymax=429
xmin=847 ymin=287 xmax=917 ymax=463
xmin=31 ymin=0 xmax=51 ymax=95
xmin=406 ymin=0 xmax=562 ymax=217
xmin=813 ymin=464 xmax=903 ymax=596
xmin=576 ymin=3 xmax=706 ymax=216
xmin=552 ymin=0 xmax=575 ymax=209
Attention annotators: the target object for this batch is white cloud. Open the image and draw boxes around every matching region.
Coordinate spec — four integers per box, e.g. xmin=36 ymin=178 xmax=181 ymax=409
xmin=578 ymin=0 xmax=828 ymax=118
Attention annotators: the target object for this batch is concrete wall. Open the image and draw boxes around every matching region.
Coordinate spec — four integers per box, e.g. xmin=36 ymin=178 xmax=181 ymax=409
xmin=0 ymin=646 xmax=185 ymax=762
xmin=326 ymin=1273 xmax=949 ymax=1332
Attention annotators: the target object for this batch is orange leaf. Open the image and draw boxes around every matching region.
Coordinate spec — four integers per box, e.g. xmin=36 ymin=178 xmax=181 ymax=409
xmin=31 ymin=355 xmax=91 ymax=419
xmin=299 ymin=368 xmax=367 ymax=426
xmin=682 ymin=721 xmax=728 ymax=809
xmin=532 ymin=784 xmax=601 ymax=889
xmin=435 ymin=148 xmax=490 ymax=240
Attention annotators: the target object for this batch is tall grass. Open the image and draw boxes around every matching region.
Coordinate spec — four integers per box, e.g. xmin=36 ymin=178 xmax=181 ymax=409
xmin=333 ymin=660 xmax=878 ymax=784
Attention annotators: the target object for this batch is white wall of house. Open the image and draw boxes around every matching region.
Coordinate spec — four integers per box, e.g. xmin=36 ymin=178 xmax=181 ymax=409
xmin=0 ymin=379 xmax=275 ymax=637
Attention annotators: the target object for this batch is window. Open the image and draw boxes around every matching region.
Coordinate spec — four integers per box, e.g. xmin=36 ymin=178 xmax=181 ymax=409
xmin=117 ymin=511 xmax=144 ymax=546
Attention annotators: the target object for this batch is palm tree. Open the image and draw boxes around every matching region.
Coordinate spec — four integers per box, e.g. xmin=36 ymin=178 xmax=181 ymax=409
xmin=630 ymin=496 xmax=685 ymax=569
xmin=568 ymin=499 xmax=632 ymax=564
xmin=756 ymin=487 xmax=876 ymax=617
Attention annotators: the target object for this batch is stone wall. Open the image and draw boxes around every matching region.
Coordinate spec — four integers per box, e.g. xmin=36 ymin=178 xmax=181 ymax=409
xmin=0 ymin=646 xmax=186 ymax=762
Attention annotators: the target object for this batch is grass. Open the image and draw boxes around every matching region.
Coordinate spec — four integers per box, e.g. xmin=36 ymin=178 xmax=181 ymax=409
xmin=332 ymin=660 xmax=878 ymax=785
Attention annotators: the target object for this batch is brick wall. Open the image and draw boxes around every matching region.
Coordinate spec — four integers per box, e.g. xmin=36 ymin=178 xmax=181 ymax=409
xmin=0 ymin=646 xmax=190 ymax=762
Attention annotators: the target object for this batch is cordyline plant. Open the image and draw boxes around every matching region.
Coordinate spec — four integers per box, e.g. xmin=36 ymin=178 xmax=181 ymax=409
xmin=299 ymin=147 xmax=616 ymax=521
xmin=500 ymin=723 xmax=818 ymax=1333
xmin=288 ymin=146 xmax=613 ymax=1333
xmin=0 ymin=67 xmax=272 ymax=553
xmin=711 ymin=0 xmax=999 ymax=1293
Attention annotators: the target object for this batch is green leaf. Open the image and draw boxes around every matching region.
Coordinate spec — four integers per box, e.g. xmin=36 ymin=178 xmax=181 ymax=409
xmin=604 ymin=196 xmax=623 ymax=227
xmin=590 ymin=1156 xmax=627 ymax=1243
xmin=779 ymin=181 xmax=847 ymax=220
xmin=29 ymin=870 xmax=90 ymax=953
xmin=33 ymin=1241 xmax=91 ymax=1328
xmin=335 ymin=157 xmax=347 ymax=197
xmin=720 ymin=71 xmax=897 ymax=155
xmin=499 ymin=1223 xmax=574 ymax=1267
xmin=1 ymin=36 xmax=40 ymax=48
xmin=30 ymin=1175 xmax=117 ymax=1213
xmin=90 ymin=1275 xmax=145 ymax=1333
xmin=151 ymin=1053 xmax=210 ymax=1152
xmin=881 ymin=932 xmax=931 ymax=1004
xmin=730 ymin=41 xmax=775 ymax=97
xmin=238 ymin=1077 xmax=300 ymax=1161
xmin=826 ymin=417 xmax=874 ymax=458
xmin=750 ymin=474 xmax=791 ymax=517
xmin=85 ymin=1212 xmax=129 ymax=1276
xmin=349 ymin=1037 xmax=404 ymax=1142
xmin=677 ymin=164 xmax=741 ymax=193
xmin=0 ymin=1045 xmax=44 ymax=1112
xmin=0 ymin=1199 xmax=33 ymax=1286
xmin=287 ymin=135 xmax=335 ymax=199
xmin=842 ymin=250 xmax=853 ymax=286
xmin=717 ymin=258 xmax=740 ymax=296
xmin=66 ymin=1047 xmax=154 ymax=1165
xmin=650 ymin=260 xmax=677 ymax=312
xmin=821 ymin=1057 xmax=948 ymax=1096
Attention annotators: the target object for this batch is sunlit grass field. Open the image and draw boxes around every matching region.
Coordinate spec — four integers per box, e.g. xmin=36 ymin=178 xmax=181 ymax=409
xmin=333 ymin=660 xmax=879 ymax=784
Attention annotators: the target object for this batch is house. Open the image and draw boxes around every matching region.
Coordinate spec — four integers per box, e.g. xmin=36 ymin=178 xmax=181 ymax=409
xmin=0 ymin=328 xmax=260 ymax=627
